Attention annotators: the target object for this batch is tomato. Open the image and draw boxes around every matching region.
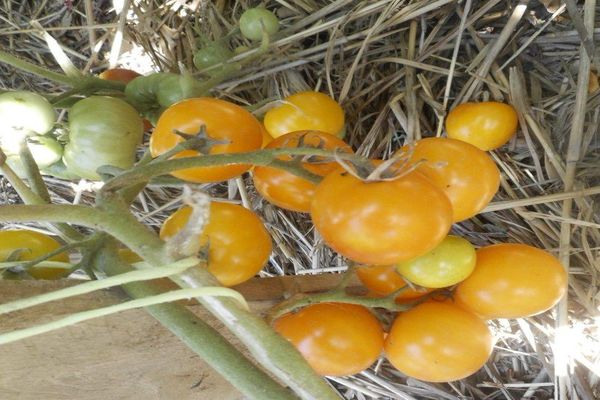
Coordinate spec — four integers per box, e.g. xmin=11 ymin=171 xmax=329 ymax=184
xmin=264 ymin=91 xmax=345 ymax=138
xmin=239 ymin=7 xmax=280 ymax=41
xmin=5 ymin=136 xmax=63 ymax=178
xmin=395 ymin=235 xmax=475 ymax=288
xmin=63 ymin=96 xmax=144 ymax=180
xmin=160 ymin=202 xmax=272 ymax=286
xmin=405 ymin=137 xmax=500 ymax=222
xmin=99 ymin=68 xmax=152 ymax=131
xmin=0 ymin=230 xmax=70 ymax=280
xmin=385 ymin=301 xmax=493 ymax=382
xmin=193 ymin=42 xmax=233 ymax=70
xmin=273 ymin=303 xmax=384 ymax=376
xmin=311 ymin=169 xmax=452 ymax=265
xmin=356 ymin=265 xmax=432 ymax=300
xmin=253 ymin=130 xmax=352 ymax=212
xmin=0 ymin=91 xmax=55 ymax=137
xmin=260 ymin=123 xmax=273 ymax=148
xmin=445 ymin=102 xmax=518 ymax=151
xmin=150 ymin=97 xmax=263 ymax=183
xmin=98 ymin=68 xmax=141 ymax=82
xmin=455 ymin=243 xmax=568 ymax=319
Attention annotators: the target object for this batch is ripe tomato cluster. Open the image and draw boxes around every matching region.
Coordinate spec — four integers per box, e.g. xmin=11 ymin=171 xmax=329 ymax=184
xmin=0 ymin=48 xmax=567 ymax=384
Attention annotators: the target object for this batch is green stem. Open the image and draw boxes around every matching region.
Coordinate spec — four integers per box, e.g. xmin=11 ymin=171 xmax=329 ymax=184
xmin=97 ymin=246 xmax=298 ymax=400
xmin=18 ymin=138 xmax=50 ymax=202
xmin=102 ymin=147 xmax=341 ymax=192
xmin=0 ymin=151 xmax=84 ymax=241
xmin=267 ymin=290 xmax=411 ymax=322
xmin=0 ymin=49 xmax=75 ymax=85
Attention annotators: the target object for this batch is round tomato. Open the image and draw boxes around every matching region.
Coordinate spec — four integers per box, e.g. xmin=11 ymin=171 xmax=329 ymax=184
xmin=356 ymin=265 xmax=432 ymax=300
xmin=160 ymin=202 xmax=272 ymax=286
xmin=455 ymin=243 xmax=568 ymax=319
xmin=396 ymin=235 xmax=475 ymax=288
xmin=239 ymin=7 xmax=280 ymax=41
xmin=253 ymin=130 xmax=352 ymax=212
xmin=150 ymin=97 xmax=263 ymax=183
xmin=264 ymin=91 xmax=345 ymax=138
xmin=273 ymin=303 xmax=384 ymax=376
xmin=63 ymin=96 xmax=144 ymax=180
xmin=385 ymin=301 xmax=493 ymax=382
xmin=193 ymin=43 xmax=233 ymax=70
xmin=445 ymin=102 xmax=518 ymax=151
xmin=311 ymin=169 xmax=452 ymax=265
xmin=406 ymin=137 xmax=500 ymax=222
xmin=0 ymin=90 xmax=55 ymax=136
xmin=98 ymin=68 xmax=141 ymax=82
xmin=0 ymin=230 xmax=70 ymax=279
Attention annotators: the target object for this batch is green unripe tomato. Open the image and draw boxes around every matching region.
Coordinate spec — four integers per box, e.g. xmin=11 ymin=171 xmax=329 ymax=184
xmin=193 ymin=43 xmax=233 ymax=70
xmin=239 ymin=7 xmax=279 ymax=41
xmin=396 ymin=235 xmax=476 ymax=288
xmin=63 ymin=96 xmax=144 ymax=180
xmin=4 ymin=136 xmax=63 ymax=178
xmin=0 ymin=91 xmax=55 ymax=136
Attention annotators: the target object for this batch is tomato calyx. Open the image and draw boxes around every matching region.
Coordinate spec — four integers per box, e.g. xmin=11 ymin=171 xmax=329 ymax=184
xmin=171 ymin=125 xmax=232 ymax=155
xmin=336 ymin=145 xmax=423 ymax=182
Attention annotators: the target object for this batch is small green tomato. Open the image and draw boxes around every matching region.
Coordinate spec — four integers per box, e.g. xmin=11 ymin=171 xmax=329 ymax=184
xmin=193 ymin=42 xmax=233 ymax=70
xmin=396 ymin=235 xmax=476 ymax=288
xmin=239 ymin=7 xmax=279 ymax=41
xmin=0 ymin=91 xmax=55 ymax=136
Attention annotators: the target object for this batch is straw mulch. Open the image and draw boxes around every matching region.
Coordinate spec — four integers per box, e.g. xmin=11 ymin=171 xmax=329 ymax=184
xmin=0 ymin=0 xmax=599 ymax=399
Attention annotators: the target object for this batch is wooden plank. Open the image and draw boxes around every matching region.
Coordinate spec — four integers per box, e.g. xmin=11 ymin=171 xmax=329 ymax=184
xmin=0 ymin=274 xmax=362 ymax=400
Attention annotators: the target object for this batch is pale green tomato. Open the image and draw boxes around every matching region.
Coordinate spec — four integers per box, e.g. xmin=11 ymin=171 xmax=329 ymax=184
xmin=239 ymin=8 xmax=279 ymax=41
xmin=193 ymin=43 xmax=233 ymax=70
xmin=3 ymin=136 xmax=63 ymax=178
xmin=396 ymin=235 xmax=476 ymax=288
xmin=0 ymin=91 xmax=55 ymax=136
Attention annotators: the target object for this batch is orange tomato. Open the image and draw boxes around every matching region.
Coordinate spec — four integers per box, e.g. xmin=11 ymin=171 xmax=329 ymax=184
xmin=150 ymin=98 xmax=263 ymax=183
xmin=445 ymin=102 xmax=518 ymax=150
xmin=311 ymin=169 xmax=453 ymax=265
xmin=264 ymin=91 xmax=345 ymax=138
xmin=406 ymin=137 xmax=500 ymax=221
xmin=384 ymin=301 xmax=493 ymax=382
xmin=160 ymin=202 xmax=272 ymax=286
xmin=273 ymin=303 xmax=384 ymax=376
xmin=355 ymin=265 xmax=431 ymax=300
xmin=98 ymin=68 xmax=141 ymax=82
xmin=0 ymin=230 xmax=69 ymax=279
xmin=455 ymin=243 xmax=568 ymax=319
xmin=253 ymin=130 xmax=352 ymax=212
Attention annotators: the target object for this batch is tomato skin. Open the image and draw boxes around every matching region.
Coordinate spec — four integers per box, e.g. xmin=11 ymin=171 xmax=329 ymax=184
xmin=239 ymin=7 xmax=280 ymax=41
xmin=455 ymin=243 xmax=568 ymax=319
xmin=356 ymin=265 xmax=432 ymax=300
xmin=0 ymin=91 xmax=55 ymax=136
xmin=99 ymin=68 xmax=141 ymax=82
xmin=385 ymin=301 xmax=493 ymax=382
xmin=264 ymin=91 xmax=345 ymax=138
xmin=445 ymin=102 xmax=518 ymax=151
xmin=160 ymin=202 xmax=272 ymax=286
xmin=253 ymin=130 xmax=352 ymax=212
xmin=150 ymin=97 xmax=263 ymax=183
xmin=311 ymin=170 xmax=453 ymax=265
xmin=396 ymin=235 xmax=476 ymax=288
xmin=64 ymin=96 xmax=144 ymax=180
xmin=0 ymin=230 xmax=69 ymax=280
xmin=407 ymin=137 xmax=500 ymax=222
xmin=99 ymin=68 xmax=152 ymax=130
xmin=273 ymin=303 xmax=384 ymax=376
xmin=193 ymin=43 xmax=233 ymax=70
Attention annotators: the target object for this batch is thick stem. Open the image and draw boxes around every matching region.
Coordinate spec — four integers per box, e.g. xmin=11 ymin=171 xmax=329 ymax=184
xmin=102 ymin=147 xmax=339 ymax=192
xmin=0 ymin=49 xmax=75 ymax=85
xmin=97 ymin=246 xmax=298 ymax=400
